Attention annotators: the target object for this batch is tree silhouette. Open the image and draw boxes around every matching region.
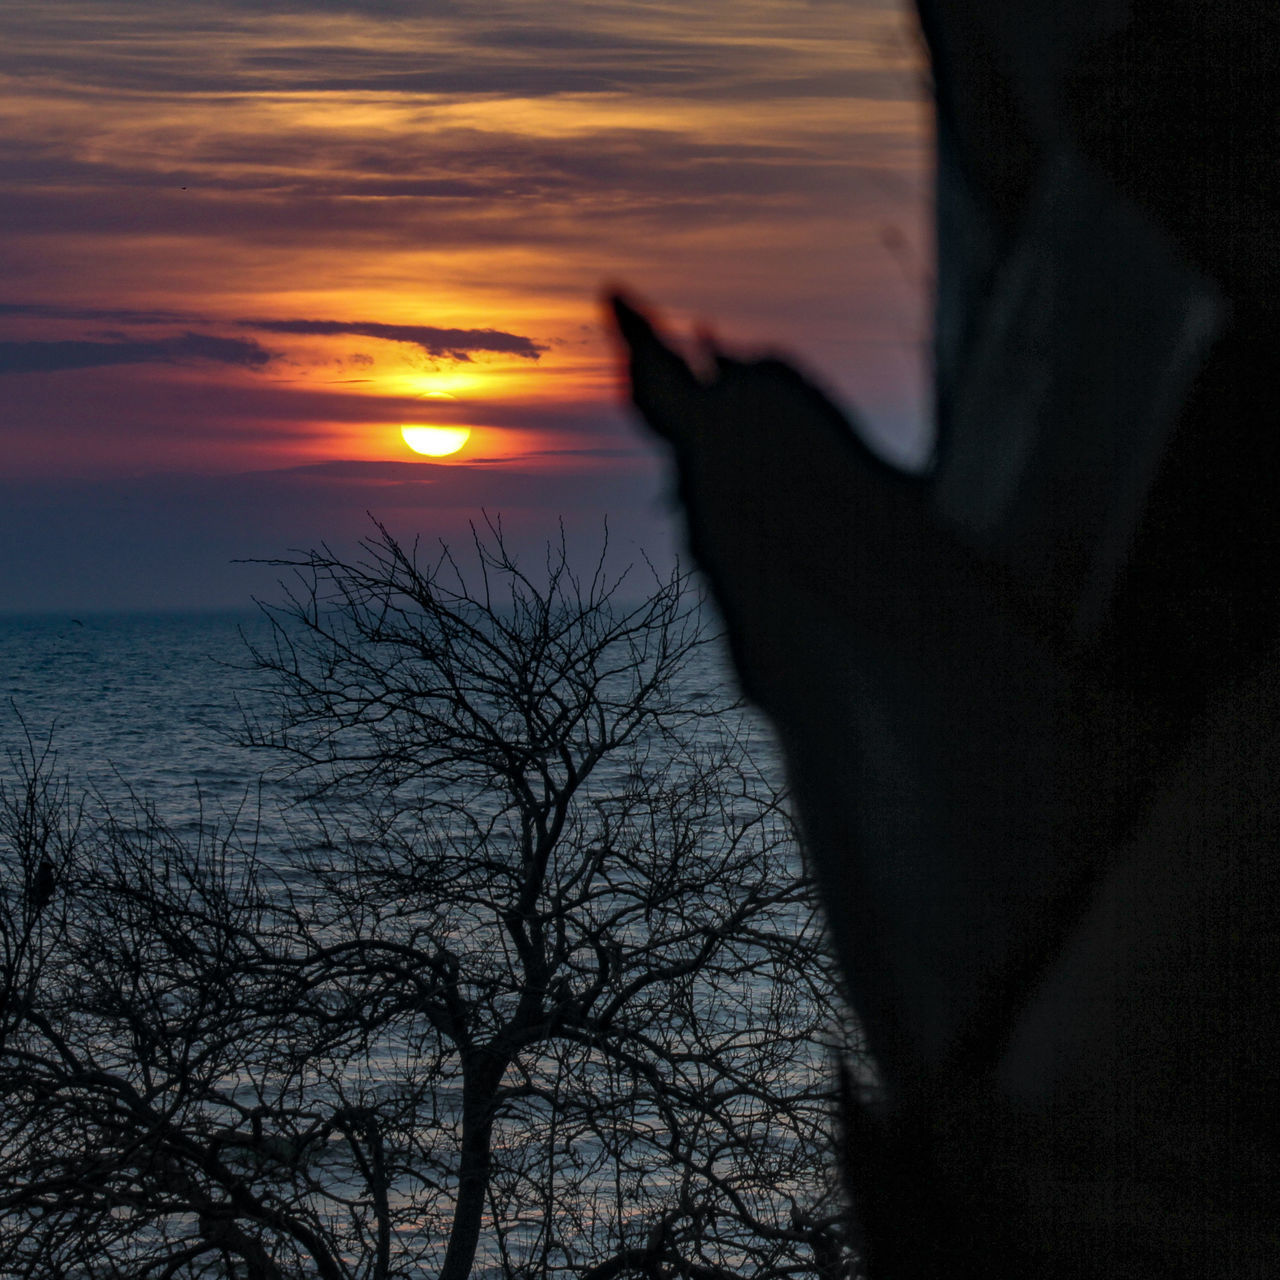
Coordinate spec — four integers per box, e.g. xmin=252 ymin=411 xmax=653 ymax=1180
xmin=0 ymin=523 xmax=860 ymax=1279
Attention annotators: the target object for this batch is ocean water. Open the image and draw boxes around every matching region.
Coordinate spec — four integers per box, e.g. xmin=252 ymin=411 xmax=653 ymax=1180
xmin=0 ymin=610 xmax=278 ymax=831
xmin=0 ymin=609 xmax=836 ymax=1277
xmin=0 ymin=608 xmax=784 ymax=831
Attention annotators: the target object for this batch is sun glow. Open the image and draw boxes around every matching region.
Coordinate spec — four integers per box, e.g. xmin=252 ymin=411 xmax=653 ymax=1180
xmin=374 ymin=370 xmax=489 ymax=399
xmin=400 ymin=424 xmax=471 ymax=456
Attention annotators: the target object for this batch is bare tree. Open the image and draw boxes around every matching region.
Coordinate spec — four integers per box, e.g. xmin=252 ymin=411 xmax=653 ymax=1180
xmin=1 ymin=523 xmax=861 ymax=1278
xmin=243 ymin=520 xmax=856 ymax=1278
xmin=0 ymin=750 xmax=394 ymax=1279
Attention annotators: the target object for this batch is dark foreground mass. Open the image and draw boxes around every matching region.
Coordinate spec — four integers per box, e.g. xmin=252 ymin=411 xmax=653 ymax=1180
xmin=617 ymin=2 xmax=1280 ymax=1275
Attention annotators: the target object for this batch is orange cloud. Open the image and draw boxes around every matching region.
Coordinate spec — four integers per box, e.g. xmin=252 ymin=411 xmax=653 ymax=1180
xmin=0 ymin=0 xmax=930 ymax=551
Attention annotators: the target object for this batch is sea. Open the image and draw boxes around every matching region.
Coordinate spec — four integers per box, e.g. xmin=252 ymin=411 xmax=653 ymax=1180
xmin=0 ymin=610 xmax=281 ymax=834
xmin=0 ymin=608 xmax=776 ymax=829
xmin=0 ymin=609 xmax=834 ymax=1276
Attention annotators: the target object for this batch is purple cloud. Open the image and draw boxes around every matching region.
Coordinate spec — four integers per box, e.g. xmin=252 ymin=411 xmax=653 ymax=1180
xmin=239 ymin=318 xmax=547 ymax=362
xmin=0 ymin=332 xmax=274 ymax=374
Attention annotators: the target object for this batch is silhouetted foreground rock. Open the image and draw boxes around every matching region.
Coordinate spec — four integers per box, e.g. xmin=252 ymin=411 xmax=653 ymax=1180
xmin=616 ymin=3 xmax=1279 ymax=1275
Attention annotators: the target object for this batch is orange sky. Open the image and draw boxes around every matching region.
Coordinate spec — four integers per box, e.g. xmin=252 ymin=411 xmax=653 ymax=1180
xmin=0 ymin=0 xmax=930 ymax=609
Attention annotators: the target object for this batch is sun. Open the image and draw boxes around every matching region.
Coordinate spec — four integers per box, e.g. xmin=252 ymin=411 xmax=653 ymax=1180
xmin=401 ymin=425 xmax=471 ymax=457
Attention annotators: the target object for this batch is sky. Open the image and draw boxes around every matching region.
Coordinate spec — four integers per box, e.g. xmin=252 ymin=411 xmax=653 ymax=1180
xmin=0 ymin=0 xmax=931 ymax=612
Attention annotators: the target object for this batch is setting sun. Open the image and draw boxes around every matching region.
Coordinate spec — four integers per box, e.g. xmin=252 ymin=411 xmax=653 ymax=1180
xmin=401 ymin=425 xmax=472 ymax=457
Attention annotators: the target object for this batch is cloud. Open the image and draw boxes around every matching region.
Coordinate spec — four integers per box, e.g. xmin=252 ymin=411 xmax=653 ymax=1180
xmin=0 ymin=304 xmax=544 ymax=367
xmin=0 ymin=3 xmax=913 ymax=101
xmin=0 ymin=332 xmax=274 ymax=374
xmin=240 ymin=318 xmax=546 ymax=362
xmin=0 ymin=302 xmax=197 ymax=325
